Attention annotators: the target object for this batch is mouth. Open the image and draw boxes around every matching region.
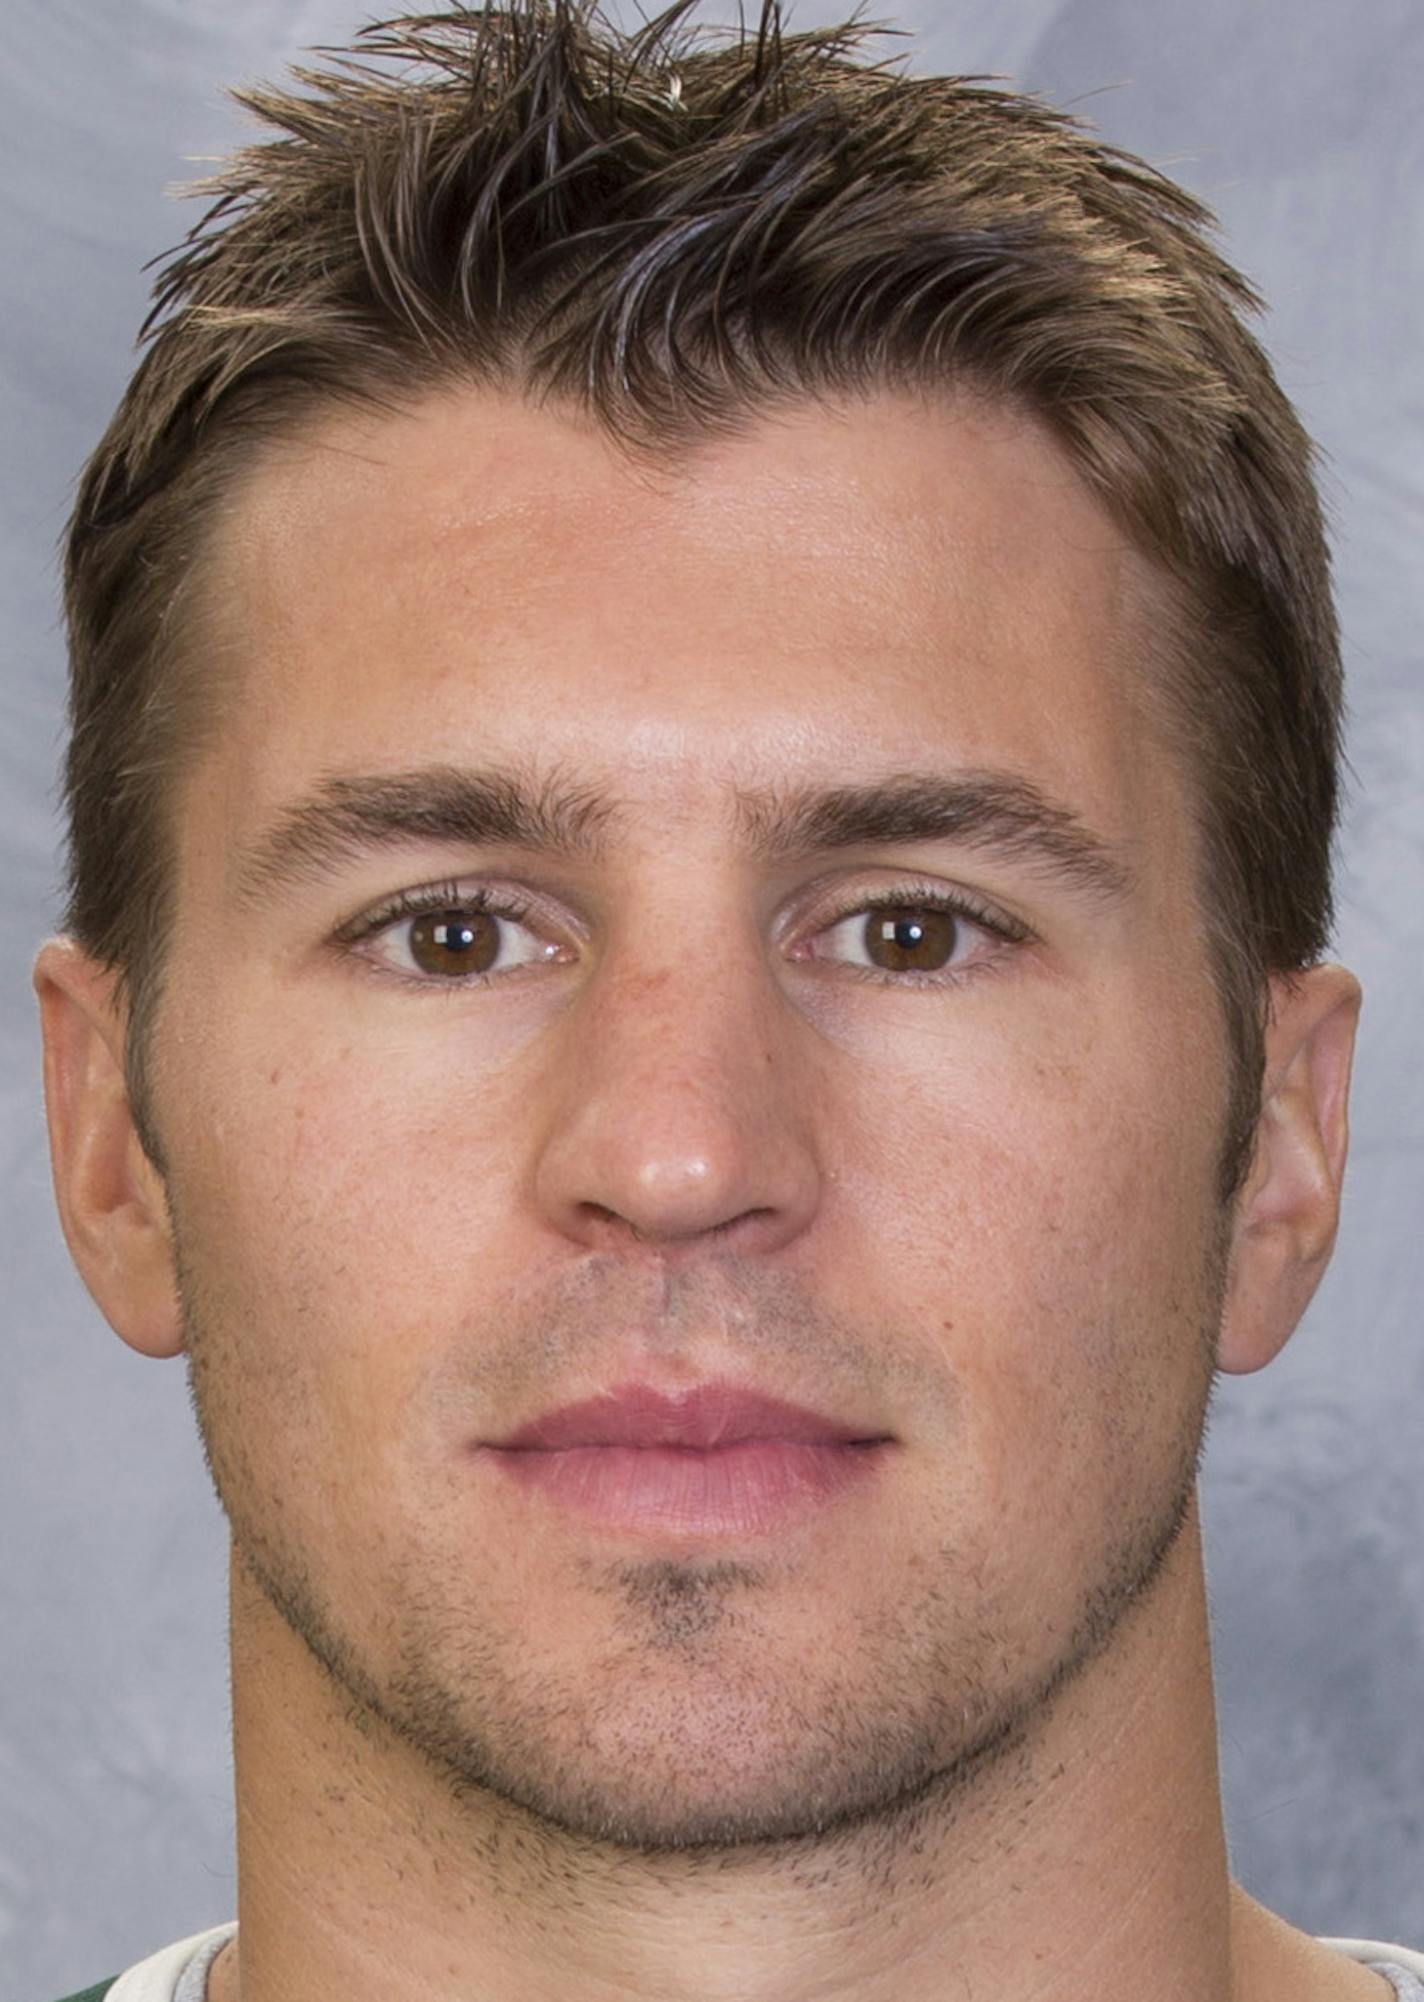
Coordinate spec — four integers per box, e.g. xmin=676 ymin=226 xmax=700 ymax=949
xmin=476 ymin=1379 xmax=895 ymax=1538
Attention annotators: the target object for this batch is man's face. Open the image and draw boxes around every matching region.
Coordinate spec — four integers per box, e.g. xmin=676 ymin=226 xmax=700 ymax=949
xmin=152 ymin=386 xmax=1230 ymax=1848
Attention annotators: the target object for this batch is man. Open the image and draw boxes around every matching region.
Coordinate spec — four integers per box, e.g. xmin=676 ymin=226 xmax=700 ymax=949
xmin=29 ymin=2 xmax=1420 ymax=1998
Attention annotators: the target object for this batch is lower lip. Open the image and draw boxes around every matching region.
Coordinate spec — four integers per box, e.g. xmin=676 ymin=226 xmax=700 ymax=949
xmin=480 ymin=1438 xmax=890 ymax=1538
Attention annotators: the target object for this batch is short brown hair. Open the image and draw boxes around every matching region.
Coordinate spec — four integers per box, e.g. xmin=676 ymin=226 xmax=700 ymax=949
xmin=63 ymin=0 xmax=1341 ymax=1198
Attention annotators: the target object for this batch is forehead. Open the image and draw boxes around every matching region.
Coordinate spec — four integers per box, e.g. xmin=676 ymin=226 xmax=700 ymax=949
xmin=192 ymin=383 xmax=1184 ymax=866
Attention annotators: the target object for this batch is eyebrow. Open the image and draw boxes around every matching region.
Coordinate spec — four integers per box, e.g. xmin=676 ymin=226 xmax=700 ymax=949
xmin=231 ymin=765 xmax=616 ymax=906
xmin=735 ymin=771 xmax=1134 ymax=901
xmin=230 ymin=762 xmax=1133 ymax=907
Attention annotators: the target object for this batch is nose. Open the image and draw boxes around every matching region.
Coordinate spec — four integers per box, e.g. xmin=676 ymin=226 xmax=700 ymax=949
xmin=531 ymin=942 xmax=823 ymax=1259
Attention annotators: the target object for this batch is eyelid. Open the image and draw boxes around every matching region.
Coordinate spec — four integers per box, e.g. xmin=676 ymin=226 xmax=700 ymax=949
xmin=332 ymin=876 xmax=575 ymax=987
xmin=331 ymin=870 xmax=1034 ymax=989
xmin=789 ymin=877 xmax=1034 ymax=987
xmin=334 ymin=876 xmax=573 ymax=941
xmin=795 ymin=876 xmax=1033 ymax=946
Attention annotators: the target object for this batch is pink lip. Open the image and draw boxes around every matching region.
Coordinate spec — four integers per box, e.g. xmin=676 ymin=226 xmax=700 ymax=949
xmin=477 ymin=1381 xmax=894 ymax=1538
xmin=489 ymin=1380 xmax=886 ymax=1451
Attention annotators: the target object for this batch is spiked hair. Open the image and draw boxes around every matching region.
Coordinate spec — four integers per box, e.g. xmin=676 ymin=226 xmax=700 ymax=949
xmin=63 ymin=0 xmax=1341 ymax=1195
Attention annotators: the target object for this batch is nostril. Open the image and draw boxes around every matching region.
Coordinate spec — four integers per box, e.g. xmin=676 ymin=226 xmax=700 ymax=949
xmin=708 ymin=1206 xmax=776 ymax=1239
xmin=574 ymin=1201 xmax=779 ymax=1252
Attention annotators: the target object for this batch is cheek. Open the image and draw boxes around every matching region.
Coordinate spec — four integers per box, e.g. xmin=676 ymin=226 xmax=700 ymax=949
xmin=854 ymin=990 xmax=1221 ymax=1292
xmin=847 ymin=1010 xmax=1223 ymax=1481
xmin=163 ymin=1032 xmax=531 ymax=1585
xmin=163 ymin=1014 xmax=538 ymax=1450
xmin=888 ymin=1113 xmax=1218 ymax=1644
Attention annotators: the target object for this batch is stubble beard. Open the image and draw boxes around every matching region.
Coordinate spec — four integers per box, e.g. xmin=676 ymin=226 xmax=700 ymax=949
xmin=180 ymin=1228 xmax=1226 ymax=1869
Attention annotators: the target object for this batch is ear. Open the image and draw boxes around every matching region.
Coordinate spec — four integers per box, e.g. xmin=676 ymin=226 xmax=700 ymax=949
xmin=33 ymin=938 xmax=184 ymax=1358
xmin=1216 ymin=962 xmax=1361 ymax=1375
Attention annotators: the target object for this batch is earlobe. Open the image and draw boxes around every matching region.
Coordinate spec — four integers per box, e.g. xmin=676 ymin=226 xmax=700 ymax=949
xmin=33 ymin=937 xmax=185 ymax=1359
xmin=1216 ymin=963 xmax=1361 ymax=1376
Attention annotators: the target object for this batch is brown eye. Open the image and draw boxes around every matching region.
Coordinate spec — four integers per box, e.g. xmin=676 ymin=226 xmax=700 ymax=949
xmin=808 ymin=898 xmax=997 ymax=978
xmin=862 ymin=907 xmax=960 ymax=972
xmin=358 ymin=897 xmax=562 ymax=983
xmin=407 ymin=910 xmax=502 ymax=977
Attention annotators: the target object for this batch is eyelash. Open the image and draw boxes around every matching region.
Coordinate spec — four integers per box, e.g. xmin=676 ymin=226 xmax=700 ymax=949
xmin=797 ymin=881 xmax=1031 ymax=993
xmin=335 ymin=878 xmax=1032 ymax=991
xmin=334 ymin=881 xmax=540 ymax=975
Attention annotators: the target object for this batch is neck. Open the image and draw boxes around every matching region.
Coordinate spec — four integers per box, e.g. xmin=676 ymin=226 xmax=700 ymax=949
xmin=210 ymin=1499 xmax=1303 ymax=2002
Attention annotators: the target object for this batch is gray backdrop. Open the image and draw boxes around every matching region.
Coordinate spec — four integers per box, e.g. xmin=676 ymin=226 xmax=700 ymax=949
xmin=3 ymin=2 xmax=1420 ymax=1995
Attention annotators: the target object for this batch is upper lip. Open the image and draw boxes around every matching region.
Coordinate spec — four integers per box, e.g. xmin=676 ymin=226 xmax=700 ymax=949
xmin=486 ymin=1380 xmax=890 ymax=1451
